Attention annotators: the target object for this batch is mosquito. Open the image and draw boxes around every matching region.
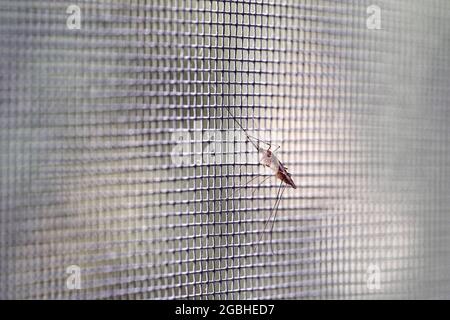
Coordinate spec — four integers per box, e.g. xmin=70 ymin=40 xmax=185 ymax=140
xmin=224 ymin=106 xmax=296 ymax=254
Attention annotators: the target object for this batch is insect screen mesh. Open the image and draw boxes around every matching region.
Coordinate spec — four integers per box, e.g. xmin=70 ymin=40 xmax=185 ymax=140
xmin=1 ymin=0 xmax=450 ymax=299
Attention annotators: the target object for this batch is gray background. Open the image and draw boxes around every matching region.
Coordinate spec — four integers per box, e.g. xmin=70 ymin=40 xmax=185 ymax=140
xmin=1 ymin=0 xmax=450 ymax=299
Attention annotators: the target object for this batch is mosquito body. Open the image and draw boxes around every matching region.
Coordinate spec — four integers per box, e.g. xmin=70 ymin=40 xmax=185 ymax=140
xmin=224 ymin=106 xmax=297 ymax=253
xmin=258 ymin=147 xmax=296 ymax=189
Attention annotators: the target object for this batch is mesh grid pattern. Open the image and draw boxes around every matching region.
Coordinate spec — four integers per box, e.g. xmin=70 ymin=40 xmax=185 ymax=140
xmin=1 ymin=0 xmax=450 ymax=299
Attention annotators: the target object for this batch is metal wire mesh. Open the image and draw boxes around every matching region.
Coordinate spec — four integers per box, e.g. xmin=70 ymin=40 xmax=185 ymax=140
xmin=1 ymin=0 xmax=450 ymax=299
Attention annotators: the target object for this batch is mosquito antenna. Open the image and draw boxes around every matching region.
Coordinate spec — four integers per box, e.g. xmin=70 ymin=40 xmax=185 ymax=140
xmin=224 ymin=106 xmax=259 ymax=150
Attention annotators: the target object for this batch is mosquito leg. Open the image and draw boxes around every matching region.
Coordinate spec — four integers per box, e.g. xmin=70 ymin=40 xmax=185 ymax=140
xmin=246 ymin=134 xmax=281 ymax=151
xmin=251 ymin=175 xmax=271 ymax=196
xmin=239 ymin=175 xmax=260 ymax=189
xmin=222 ymin=105 xmax=282 ymax=154
xmin=234 ymin=174 xmax=268 ymax=194
xmin=269 ymin=185 xmax=286 ymax=254
xmin=251 ymin=180 xmax=282 ymax=256
xmin=257 ymin=181 xmax=284 ymax=246
xmin=262 ymin=183 xmax=284 ymax=251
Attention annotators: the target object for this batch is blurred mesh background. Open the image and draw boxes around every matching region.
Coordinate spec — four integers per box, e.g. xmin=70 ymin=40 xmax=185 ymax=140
xmin=1 ymin=0 xmax=450 ymax=299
